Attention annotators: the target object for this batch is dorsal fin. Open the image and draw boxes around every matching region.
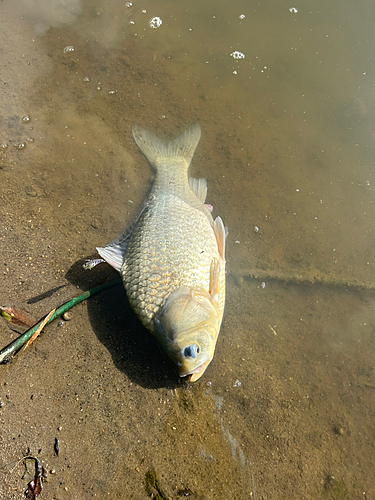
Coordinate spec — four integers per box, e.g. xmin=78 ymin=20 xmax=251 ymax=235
xmin=96 ymin=244 xmax=125 ymax=272
xmin=96 ymin=199 xmax=150 ymax=273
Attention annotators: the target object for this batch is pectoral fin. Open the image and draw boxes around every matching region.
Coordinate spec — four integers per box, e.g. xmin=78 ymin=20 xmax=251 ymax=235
xmin=213 ymin=216 xmax=226 ymax=261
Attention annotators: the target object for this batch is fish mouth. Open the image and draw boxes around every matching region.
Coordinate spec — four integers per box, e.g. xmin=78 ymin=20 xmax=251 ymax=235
xmin=188 ymin=359 xmax=211 ymax=382
xmin=189 ymin=363 xmax=205 ymax=375
xmin=178 ymin=363 xmax=205 ymax=379
xmin=177 ymin=352 xmax=210 ymax=379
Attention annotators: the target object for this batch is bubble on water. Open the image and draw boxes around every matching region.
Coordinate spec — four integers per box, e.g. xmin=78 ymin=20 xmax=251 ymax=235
xmin=149 ymin=17 xmax=162 ymax=29
xmin=289 ymin=7 xmax=298 ymax=13
xmin=230 ymin=51 xmax=245 ymax=59
xmin=63 ymin=46 xmax=75 ymax=53
xmin=22 ymin=116 xmax=30 ymax=123
xmin=83 ymin=77 xmax=90 ymax=82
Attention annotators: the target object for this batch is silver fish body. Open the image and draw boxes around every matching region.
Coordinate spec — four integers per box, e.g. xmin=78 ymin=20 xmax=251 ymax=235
xmin=97 ymin=124 xmax=226 ymax=381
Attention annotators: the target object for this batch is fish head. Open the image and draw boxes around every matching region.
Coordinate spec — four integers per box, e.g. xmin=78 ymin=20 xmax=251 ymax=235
xmin=154 ymin=287 xmax=221 ymax=381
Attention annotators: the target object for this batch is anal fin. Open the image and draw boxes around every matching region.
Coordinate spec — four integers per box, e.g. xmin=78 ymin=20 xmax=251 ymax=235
xmin=189 ymin=177 xmax=207 ymax=203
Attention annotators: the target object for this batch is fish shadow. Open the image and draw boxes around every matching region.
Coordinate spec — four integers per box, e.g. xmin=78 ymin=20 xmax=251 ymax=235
xmin=64 ymin=258 xmax=179 ymax=389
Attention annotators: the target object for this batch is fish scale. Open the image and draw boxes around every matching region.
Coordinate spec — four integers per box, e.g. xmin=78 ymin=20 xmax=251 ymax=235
xmin=97 ymin=123 xmax=226 ymax=380
xmin=123 ymin=191 xmax=219 ymax=331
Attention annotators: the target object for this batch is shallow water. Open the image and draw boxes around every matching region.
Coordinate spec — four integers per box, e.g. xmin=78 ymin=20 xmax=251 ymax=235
xmin=1 ymin=0 xmax=375 ymax=498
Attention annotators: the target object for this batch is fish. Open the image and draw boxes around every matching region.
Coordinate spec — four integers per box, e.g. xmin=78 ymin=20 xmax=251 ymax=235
xmin=97 ymin=123 xmax=226 ymax=381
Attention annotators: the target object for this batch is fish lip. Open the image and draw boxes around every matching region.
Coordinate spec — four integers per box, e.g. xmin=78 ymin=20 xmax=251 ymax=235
xmin=178 ymin=353 xmax=210 ymax=378
xmin=177 ymin=363 xmax=205 ymax=378
xmin=188 ymin=359 xmax=212 ymax=382
xmin=189 ymin=363 xmax=205 ymax=375
xmin=179 ymin=359 xmax=208 ymax=378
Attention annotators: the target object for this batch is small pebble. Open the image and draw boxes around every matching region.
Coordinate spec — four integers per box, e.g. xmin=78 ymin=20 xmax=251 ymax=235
xmin=333 ymin=425 xmax=344 ymax=435
xmin=235 ymin=276 xmax=244 ymax=287
xmin=25 ymin=188 xmax=37 ymax=197
xmin=62 ymin=312 xmax=73 ymax=321
xmin=54 ymin=437 xmax=60 ymax=456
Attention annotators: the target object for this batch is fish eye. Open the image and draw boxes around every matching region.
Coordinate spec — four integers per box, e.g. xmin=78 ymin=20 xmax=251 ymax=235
xmin=183 ymin=345 xmax=200 ymax=358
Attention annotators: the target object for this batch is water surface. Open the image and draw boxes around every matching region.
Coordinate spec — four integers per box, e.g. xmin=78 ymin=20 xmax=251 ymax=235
xmin=1 ymin=0 xmax=374 ymax=498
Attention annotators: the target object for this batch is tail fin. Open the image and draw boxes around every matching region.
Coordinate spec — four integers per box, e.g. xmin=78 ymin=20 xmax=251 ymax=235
xmin=132 ymin=123 xmax=201 ymax=169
